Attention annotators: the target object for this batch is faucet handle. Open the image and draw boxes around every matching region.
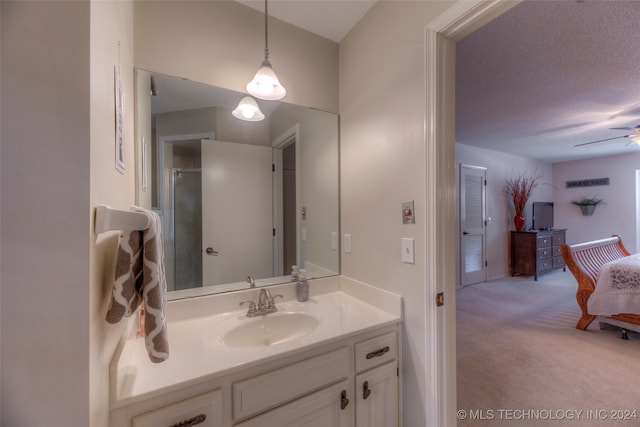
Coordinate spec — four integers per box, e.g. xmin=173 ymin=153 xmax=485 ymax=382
xmin=267 ymin=294 xmax=284 ymax=309
xmin=239 ymin=299 xmax=257 ymax=314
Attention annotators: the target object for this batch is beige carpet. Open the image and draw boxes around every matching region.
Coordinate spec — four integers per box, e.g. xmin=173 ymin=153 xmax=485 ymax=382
xmin=456 ymin=270 xmax=640 ymax=427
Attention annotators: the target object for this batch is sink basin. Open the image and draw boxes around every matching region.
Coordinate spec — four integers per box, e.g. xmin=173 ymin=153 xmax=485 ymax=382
xmin=208 ymin=312 xmax=320 ymax=349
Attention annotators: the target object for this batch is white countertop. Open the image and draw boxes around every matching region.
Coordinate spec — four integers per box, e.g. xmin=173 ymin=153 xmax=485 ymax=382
xmin=111 ymin=276 xmax=402 ymax=407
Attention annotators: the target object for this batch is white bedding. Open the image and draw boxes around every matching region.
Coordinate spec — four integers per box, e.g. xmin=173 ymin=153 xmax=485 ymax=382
xmin=588 ymin=253 xmax=640 ymax=315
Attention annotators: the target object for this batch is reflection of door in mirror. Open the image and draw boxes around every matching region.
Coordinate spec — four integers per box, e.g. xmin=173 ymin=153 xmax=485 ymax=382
xmin=202 ymin=140 xmax=273 ymax=286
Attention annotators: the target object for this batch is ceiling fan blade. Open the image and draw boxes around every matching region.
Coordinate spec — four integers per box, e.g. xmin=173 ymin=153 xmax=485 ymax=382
xmin=610 ymin=123 xmax=640 ymax=131
xmin=575 ymin=135 xmax=629 ymax=147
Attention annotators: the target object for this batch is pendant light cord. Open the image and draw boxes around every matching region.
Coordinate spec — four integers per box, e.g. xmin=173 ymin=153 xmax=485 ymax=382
xmin=264 ymin=0 xmax=269 ymax=61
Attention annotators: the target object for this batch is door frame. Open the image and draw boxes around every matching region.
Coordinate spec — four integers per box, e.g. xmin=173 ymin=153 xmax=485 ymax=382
xmin=156 ymin=132 xmax=215 ymax=213
xmin=271 ymin=124 xmax=300 ymax=277
xmin=425 ymin=1 xmax=521 ymax=425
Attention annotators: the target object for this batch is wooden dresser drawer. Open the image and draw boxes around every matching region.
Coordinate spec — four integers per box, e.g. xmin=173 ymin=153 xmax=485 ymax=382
xmin=537 ymin=247 xmax=552 ymax=260
xmin=538 ymin=259 xmax=553 ymax=271
xmin=355 ymin=331 xmax=397 ymax=373
xmin=552 ymin=232 xmax=565 ymax=245
xmin=232 ymin=347 xmax=350 ymax=420
xmin=537 ymin=235 xmax=552 ymax=248
xmin=132 ymin=390 xmax=222 ymax=427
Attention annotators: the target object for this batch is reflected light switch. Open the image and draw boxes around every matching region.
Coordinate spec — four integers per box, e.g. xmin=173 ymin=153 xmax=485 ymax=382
xmin=402 ymin=238 xmax=414 ymax=264
xmin=331 ymin=232 xmax=338 ymax=251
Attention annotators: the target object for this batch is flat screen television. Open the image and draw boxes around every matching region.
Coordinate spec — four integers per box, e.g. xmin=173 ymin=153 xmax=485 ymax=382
xmin=532 ymin=202 xmax=554 ymax=230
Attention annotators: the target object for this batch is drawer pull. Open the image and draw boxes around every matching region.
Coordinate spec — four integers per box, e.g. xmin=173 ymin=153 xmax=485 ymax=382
xmin=366 ymin=346 xmax=390 ymax=359
xmin=169 ymin=414 xmax=207 ymax=427
xmin=340 ymin=390 xmax=349 ymax=410
xmin=362 ymin=381 xmax=371 ymax=400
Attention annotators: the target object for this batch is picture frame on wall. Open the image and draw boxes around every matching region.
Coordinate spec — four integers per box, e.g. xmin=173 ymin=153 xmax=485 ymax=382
xmin=115 ymin=67 xmax=126 ymax=174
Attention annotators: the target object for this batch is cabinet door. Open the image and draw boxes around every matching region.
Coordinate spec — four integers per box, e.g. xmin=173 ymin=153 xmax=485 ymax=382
xmin=356 ymin=362 xmax=398 ymax=427
xmin=235 ymin=380 xmax=352 ymax=427
xmin=132 ymin=390 xmax=222 ymax=427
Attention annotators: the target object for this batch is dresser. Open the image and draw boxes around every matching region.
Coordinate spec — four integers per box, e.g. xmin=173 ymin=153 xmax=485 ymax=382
xmin=510 ymin=229 xmax=567 ymax=280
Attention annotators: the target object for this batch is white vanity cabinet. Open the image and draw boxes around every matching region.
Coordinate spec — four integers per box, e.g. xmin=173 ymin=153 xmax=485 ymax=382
xmin=354 ymin=332 xmax=399 ymax=427
xmin=111 ymin=281 xmax=403 ymax=427
xmin=131 ymin=390 xmax=223 ymax=427
xmin=113 ymin=326 xmax=399 ymax=427
xmin=234 ymin=380 xmax=352 ymax=427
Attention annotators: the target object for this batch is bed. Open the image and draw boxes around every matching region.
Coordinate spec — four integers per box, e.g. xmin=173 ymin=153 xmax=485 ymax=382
xmin=560 ymin=235 xmax=640 ymax=336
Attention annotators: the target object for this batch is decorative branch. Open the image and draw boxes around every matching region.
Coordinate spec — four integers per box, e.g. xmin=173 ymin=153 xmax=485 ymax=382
xmin=503 ymin=170 xmax=544 ymax=216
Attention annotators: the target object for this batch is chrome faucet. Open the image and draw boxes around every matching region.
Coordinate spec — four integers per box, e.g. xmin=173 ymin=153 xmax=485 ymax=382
xmin=240 ymin=288 xmax=283 ymax=317
xmin=247 ymin=276 xmax=256 ymax=288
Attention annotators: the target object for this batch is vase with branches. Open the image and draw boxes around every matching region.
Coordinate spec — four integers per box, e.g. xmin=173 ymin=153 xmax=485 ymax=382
xmin=503 ymin=170 xmax=543 ymax=231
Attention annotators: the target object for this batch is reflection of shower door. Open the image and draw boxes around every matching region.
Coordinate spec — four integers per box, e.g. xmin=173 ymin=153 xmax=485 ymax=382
xmin=173 ymin=169 xmax=203 ymax=290
xmin=201 ymin=140 xmax=273 ymax=285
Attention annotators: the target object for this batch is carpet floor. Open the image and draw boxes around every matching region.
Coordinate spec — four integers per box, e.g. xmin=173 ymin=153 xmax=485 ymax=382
xmin=456 ymin=270 xmax=640 ymax=426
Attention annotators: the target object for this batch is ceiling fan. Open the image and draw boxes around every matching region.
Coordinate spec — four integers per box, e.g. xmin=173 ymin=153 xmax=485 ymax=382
xmin=575 ymin=123 xmax=640 ymax=147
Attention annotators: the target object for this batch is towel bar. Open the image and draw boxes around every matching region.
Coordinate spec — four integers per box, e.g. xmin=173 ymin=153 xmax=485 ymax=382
xmin=94 ymin=204 xmax=150 ymax=234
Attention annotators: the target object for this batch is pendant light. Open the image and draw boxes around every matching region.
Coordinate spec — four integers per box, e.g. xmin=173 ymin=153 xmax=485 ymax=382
xmin=232 ymin=96 xmax=265 ymax=122
xmin=246 ymin=0 xmax=286 ymax=100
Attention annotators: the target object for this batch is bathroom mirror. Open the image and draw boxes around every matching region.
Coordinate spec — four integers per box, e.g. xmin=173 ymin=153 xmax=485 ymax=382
xmin=135 ymin=70 xmax=339 ymax=299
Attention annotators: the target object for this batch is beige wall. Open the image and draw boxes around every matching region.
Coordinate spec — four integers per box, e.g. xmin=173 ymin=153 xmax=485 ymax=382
xmin=455 ymin=143 xmax=553 ymax=283
xmin=90 ymin=1 xmax=136 ymax=426
xmin=270 ymin=104 xmax=340 ymax=274
xmin=553 ymin=152 xmax=640 ymax=252
xmin=134 ymin=0 xmax=338 ymax=113
xmin=1 ymin=1 xmax=92 ymax=425
xmin=339 ymin=1 xmax=455 ymax=424
xmin=135 ymin=69 xmax=153 ymax=209
xmin=1 ymin=1 xmax=135 ymax=425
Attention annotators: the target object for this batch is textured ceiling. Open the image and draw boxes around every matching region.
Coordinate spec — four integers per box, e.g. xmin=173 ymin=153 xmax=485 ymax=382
xmin=456 ymin=0 xmax=640 ymax=163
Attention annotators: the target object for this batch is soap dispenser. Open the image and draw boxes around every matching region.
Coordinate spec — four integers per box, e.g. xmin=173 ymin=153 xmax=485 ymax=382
xmin=291 ymin=264 xmax=300 ymax=282
xmin=296 ymin=268 xmax=309 ymax=302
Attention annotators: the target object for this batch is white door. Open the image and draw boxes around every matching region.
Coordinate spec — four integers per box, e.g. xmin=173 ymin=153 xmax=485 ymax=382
xmin=460 ymin=164 xmax=487 ymax=286
xmin=201 ymin=140 xmax=273 ymax=286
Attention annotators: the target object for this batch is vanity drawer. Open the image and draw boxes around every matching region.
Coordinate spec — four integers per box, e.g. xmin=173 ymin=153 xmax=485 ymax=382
xmin=132 ymin=390 xmax=222 ymax=427
xmin=355 ymin=331 xmax=397 ymax=373
xmin=232 ymin=346 xmax=350 ymax=420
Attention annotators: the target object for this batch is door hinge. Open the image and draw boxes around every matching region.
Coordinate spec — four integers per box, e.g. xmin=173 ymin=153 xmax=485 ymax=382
xmin=272 ymin=163 xmax=275 ymax=172
xmin=397 ymin=367 xmax=399 ymax=377
xmin=272 ymin=228 xmax=276 ymax=236
xmin=485 ymin=261 xmax=488 ymax=267
xmin=484 ymin=179 xmax=487 ymax=186
xmin=436 ymin=292 xmax=444 ymax=307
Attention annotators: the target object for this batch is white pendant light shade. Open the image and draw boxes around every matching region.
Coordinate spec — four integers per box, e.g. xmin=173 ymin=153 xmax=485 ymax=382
xmin=247 ymin=59 xmax=286 ymax=100
xmin=246 ymin=0 xmax=286 ymax=101
xmin=232 ymin=96 xmax=265 ymax=121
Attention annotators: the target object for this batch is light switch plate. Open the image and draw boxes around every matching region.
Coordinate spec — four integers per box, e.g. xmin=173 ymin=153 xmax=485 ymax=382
xmin=344 ymin=234 xmax=352 ymax=254
xmin=301 ymin=226 xmax=307 ymax=242
xmin=331 ymin=232 xmax=338 ymax=251
xmin=402 ymin=238 xmax=415 ymax=264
